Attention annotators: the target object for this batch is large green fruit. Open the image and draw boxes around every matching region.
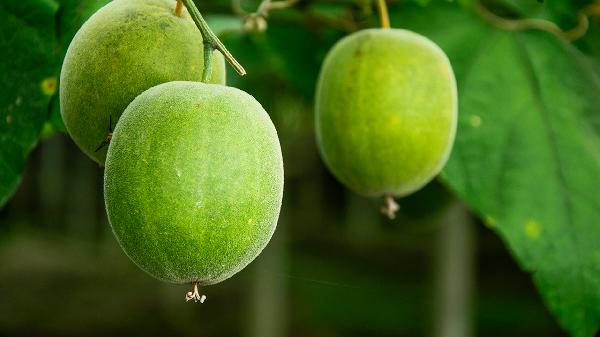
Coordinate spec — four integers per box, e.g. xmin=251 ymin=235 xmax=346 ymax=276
xmin=60 ymin=0 xmax=226 ymax=165
xmin=104 ymin=81 xmax=283 ymax=285
xmin=315 ymin=28 xmax=457 ymax=197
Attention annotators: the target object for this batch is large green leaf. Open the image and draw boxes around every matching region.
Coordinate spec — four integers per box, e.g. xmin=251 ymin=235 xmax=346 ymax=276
xmin=0 ymin=0 xmax=59 ymax=206
xmin=441 ymin=29 xmax=600 ymax=337
xmin=391 ymin=2 xmax=600 ymax=336
xmin=497 ymin=0 xmax=590 ymax=28
xmin=1 ymin=0 xmax=110 ymax=206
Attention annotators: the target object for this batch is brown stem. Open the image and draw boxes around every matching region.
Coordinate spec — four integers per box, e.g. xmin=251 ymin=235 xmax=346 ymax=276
xmin=376 ymin=0 xmax=390 ymax=29
xmin=174 ymin=0 xmax=184 ymax=16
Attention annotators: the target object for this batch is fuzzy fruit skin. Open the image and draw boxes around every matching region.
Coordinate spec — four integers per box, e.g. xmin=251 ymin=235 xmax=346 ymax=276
xmin=104 ymin=81 xmax=283 ymax=285
xmin=315 ymin=28 xmax=457 ymax=197
xmin=60 ymin=0 xmax=226 ymax=165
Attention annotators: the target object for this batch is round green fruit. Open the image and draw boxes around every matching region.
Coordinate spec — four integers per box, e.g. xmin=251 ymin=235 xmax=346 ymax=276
xmin=104 ymin=81 xmax=283 ymax=285
xmin=60 ymin=0 xmax=226 ymax=165
xmin=315 ymin=28 xmax=457 ymax=197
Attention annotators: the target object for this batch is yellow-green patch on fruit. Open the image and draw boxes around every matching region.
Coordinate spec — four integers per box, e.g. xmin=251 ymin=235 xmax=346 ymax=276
xmin=315 ymin=28 xmax=457 ymax=197
xmin=60 ymin=0 xmax=226 ymax=165
xmin=104 ymin=81 xmax=283 ymax=285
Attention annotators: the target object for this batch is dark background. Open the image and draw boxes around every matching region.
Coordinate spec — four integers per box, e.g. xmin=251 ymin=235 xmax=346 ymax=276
xmin=0 ymin=119 xmax=564 ymax=337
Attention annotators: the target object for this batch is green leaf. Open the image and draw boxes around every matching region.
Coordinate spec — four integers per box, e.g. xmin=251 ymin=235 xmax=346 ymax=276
xmin=494 ymin=0 xmax=592 ymax=29
xmin=443 ymin=28 xmax=600 ymax=337
xmin=0 ymin=0 xmax=59 ymax=207
xmin=392 ymin=2 xmax=600 ymax=336
xmin=0 ymin=0 xmax=110 ymax=207
xmin=41 ymin=96 xmax=65 ymax=137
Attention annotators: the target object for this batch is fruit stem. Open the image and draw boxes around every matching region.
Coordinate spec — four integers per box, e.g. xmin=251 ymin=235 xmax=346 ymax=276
xmin=174 ymin=0 xmax=184 ymax=16
xmin=185 ymin=282 xmax=207 ymax=303
xmin=380 ymin=195 xmax=399 ymax=219
xmin=375 ymin=0 xmax=391 ymax=29
xmin=180 ymin=0 xmax=247 ymax=76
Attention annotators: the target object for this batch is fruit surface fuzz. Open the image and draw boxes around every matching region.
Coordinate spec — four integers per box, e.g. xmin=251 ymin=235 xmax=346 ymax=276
xmin=60 ymin=0 xmax=226 ymax=164
xmin=315 ymin=28 xmax=457 ymax=197
xmin=104 ymin=81 xmax=283 ymax=285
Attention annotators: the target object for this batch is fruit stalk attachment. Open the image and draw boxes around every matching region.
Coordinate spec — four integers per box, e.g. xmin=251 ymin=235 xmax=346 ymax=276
xmin=380 ymin=195 xmax=399 ymax=219
xmin=174 ymin=0 xmax=184 ymax=16
xmin=180 ymin=0 xmax=246 ymax=77
xmin=185 ymin=282 xmax=207 ymax=303
xmin=375 ymin=0 xmax=390 ymax=29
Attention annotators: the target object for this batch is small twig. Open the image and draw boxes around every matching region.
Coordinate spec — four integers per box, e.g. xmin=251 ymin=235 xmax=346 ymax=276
xmin=584 ymin=1 xmax=600 ymax=17
xmin=476 ymin=0 xmax=590 ymax=42
xmin=181 ymin=0 xmax=246 ymax=76
xmin=234 ymin=0 xmax=359 ymax=33
xmin=94 ymin=115 xmax=113 ymax=152
xmin=185 ymin=282 xmax=207 ymax=303
xmin=235 ymin=0 xmax=299 ymax=16
xmin=563 ymin=12 xmax=589 ymax=41
xmin=232 ymin=0 xmax=299 ymax=32
xmin=380 ymin=195 xmax=399 ymax=219
xmin=375 ymin=0 xmax=390 ymax=29
xmin=305 ymin=8 xmax=360 ymax=32
xmin=266 ymin=0 xmax=298 ymax=11
xmin=257 ymin=0 xmax=274 ymax=15
xmin=232 ymin=0 xmax=248 ymax=16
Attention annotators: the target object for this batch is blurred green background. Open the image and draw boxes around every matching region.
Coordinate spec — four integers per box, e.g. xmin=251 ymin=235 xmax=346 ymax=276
xmin=0 ymin=142 xmax=565 ymax=337
xmin=1 ymin=0 xmax=599 ymax=336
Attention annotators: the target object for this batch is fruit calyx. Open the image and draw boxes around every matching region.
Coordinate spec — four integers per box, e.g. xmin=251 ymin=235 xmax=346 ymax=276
xmin=185 ymin=282 xmax=207 ymax=303
xmin=380 ymin=195 xmax=399 ymax=219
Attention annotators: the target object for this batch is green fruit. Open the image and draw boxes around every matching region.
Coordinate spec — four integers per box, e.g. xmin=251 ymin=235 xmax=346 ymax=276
xmin=60 ymin=0 xmax=226 ymax=165
xmin=104 ymin=81 xmax=283 ymax=285
xmin=315 ymin=28 xmax=457 ymax=197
